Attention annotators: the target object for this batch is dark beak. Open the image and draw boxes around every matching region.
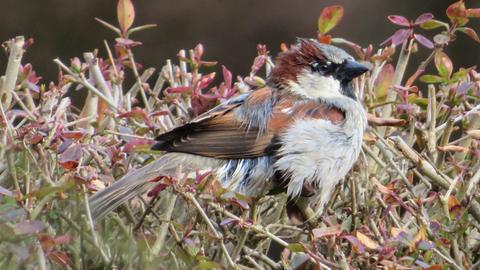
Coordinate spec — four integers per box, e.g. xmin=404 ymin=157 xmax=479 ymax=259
xmin=341 ymin=60 xmax=369 ymax=81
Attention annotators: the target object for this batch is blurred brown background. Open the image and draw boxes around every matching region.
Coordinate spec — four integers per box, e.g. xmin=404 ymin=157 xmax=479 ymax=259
xmin=1 ymin=0 xmax=480 ymax=84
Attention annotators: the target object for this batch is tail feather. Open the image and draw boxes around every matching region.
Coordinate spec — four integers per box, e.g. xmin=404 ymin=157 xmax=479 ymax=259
xmin=89 ymin=153 xmax=222 ymax=221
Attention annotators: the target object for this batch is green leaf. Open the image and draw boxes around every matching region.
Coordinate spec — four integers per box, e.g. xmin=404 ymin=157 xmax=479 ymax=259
xmin=452 ymin=67 xmax=474 ymax=81
xmin=420 ymin=74 xmax=444 ymax=83
xmin=198 ymin=260 xmax=221 ymax=270
xmin=420 ymin=19 xmax=449 ymax=30
xmin=409 ymin=96 xmax=429 ymax=108
xmin=318 ymin=5 xmax=344 ymax=34
xmin=434 ymin=51 xmax=453 ymax=79
xmin=287 ymin=243 xmax=305 ymax=252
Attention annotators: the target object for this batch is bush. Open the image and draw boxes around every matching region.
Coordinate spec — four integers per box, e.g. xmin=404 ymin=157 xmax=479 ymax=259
xmin=0 ymin=0 xmax=480 ymax=269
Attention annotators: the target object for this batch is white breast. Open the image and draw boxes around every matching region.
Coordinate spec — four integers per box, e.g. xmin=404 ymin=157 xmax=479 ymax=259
xmin=273 ymin=97 xmax=366 ymax=213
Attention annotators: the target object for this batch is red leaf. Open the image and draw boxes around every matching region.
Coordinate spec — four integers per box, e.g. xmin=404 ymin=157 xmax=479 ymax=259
xmin=198 ymin=72 xmax=216 ymax=90
xmin=414 ymin=13 xmax=434 ymax=25
xmin=387 ymin=15 xmax=410 ymax=26
xmin=222 ymin=65 xmax=232 ymax=88
xmin=165 ymin=86 xmax=191 ymax=94
xmin=149 ymin=110 xmax=170 ymax=117
xmin=117 ymin=107 xmax=149 ymax=122
xmin=318 ymin=34 xmax=332 ymax=44
xmin=59 ymin=144 xmax=82 ymax=170
xmin=467 ymin=8 xmax=480 ymax=18
xmin=414 ymin=34 xmax=434 ymax=49
xmin=117 ymin=0 xmax=135 ymax=34
xmin=447 ymin=1 xmax=468 ymax=26
xmin=457 ymin=27 xmax=480 ymax=43
xmin=49 ymin=251 xmax=71 ymax=267
xmin=63 ymin=130 xmax=86 ymax=140
xmin=54 ymin=234 xmax=72 ymax=245
xmin=147 ymin=183 xmax=167 ymax=197
xmin=318 ymin=5 xmax=344 ymax=34
xmin=123 ymin=139 xmax=154 ymax=153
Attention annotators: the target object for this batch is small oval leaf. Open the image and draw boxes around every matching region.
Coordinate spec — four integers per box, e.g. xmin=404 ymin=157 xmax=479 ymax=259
xmin=117 ymin=0 xmax=135 ymax=34
xmin=414 ymin=13 xmax=434 ymax=25
xmin=387 ymin=15 xmax=410 ymax=26
xmin=318 ymin=5 xmax=344 ymax=34
xmin=420 ymin=74 xmax=444 ymax=83
xmin=414 ymin=34 xmax=434 ymax=49
xmin=434 ymin=51 xmax=453 ymax=78
xmin=420 ymin=19 xmax=448 ymax=30
xmin=374 ymin=64 xmax=394 ymax=100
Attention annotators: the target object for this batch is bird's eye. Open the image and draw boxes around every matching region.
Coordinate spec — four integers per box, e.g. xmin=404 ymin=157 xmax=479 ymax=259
xmin=311 ymin=61 xmax=332 ymax=72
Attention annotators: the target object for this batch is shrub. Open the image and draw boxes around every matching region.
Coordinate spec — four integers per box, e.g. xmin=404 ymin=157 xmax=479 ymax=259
xmin=0 ymin=0 xmax=480 ymax=269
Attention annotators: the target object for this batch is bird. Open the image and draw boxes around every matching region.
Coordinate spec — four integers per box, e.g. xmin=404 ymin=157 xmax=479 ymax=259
xmin=89 ymin=38 xmax=368 ymax=220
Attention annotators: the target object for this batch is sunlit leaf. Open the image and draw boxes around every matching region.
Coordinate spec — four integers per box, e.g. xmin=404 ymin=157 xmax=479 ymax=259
xmin=318 ymin=5 xmax=344 ymax=34
xmin=117 ymin=0 xmax=135 ymax=35
xmin=356 ymin=231 xmax=379 ymax=250
xmin=434 ymin=51 xmax=453 ymax=78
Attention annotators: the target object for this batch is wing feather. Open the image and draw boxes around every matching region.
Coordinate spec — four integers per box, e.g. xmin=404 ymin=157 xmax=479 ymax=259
xmin=151 ymin=88 xmax=346 ymax=159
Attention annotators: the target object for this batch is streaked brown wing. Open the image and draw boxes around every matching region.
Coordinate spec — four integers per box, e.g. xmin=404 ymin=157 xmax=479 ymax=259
xmin=152 ymin=88 xmax=346 ymax=159
xmin=152 ymin=92 xmax=275 ymax=159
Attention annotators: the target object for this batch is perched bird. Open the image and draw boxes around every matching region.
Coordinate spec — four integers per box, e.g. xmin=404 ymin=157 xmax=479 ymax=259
xmin=90 ymin=38 xmax=368 ymax=220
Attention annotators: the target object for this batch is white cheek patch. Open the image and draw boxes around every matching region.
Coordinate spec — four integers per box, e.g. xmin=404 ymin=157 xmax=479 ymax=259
xmin=288 ymin=71 xmax=342 ymax=99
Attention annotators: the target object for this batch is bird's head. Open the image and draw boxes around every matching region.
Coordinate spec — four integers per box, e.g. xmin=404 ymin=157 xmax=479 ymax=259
xmin=268 ymin=38 xmax=368 ymax=100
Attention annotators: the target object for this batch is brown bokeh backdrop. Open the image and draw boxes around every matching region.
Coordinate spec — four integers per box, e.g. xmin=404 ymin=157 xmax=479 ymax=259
xmin=1 ymin=0 xmax=479 ymax=85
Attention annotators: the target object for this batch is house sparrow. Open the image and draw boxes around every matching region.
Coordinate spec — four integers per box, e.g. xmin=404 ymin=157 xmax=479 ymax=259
xmin=90 ymin=38 xmax=368 ymax=220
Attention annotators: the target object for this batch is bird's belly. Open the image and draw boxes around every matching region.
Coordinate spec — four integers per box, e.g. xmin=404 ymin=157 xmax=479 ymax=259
xmin=274 ymin=118 xmax=363 ymax=198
